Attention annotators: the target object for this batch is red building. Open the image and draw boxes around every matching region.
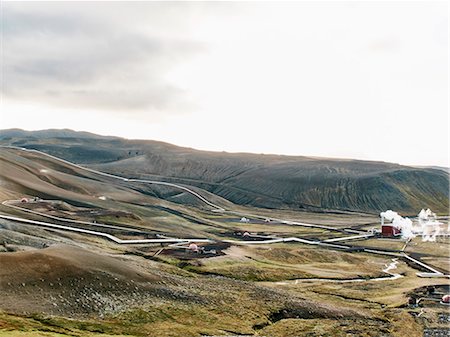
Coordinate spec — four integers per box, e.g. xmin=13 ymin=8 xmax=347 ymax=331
xmin=381 ymin=224 xmax=401 ymax=237
xmin=380 ymin=214 xmax=402 ymax=237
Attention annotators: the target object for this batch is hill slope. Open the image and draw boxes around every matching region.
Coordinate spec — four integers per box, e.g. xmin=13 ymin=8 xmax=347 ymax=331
xmin=1 ymin=128 xmax=448 ymax=214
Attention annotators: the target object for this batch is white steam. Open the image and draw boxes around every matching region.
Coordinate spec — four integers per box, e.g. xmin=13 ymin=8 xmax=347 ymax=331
xmin=380 ymin=208 xmax=445 ymax=242
xmin=418 ymin=208 xmax=442 ymax=242
xmin=380 ymin=210 xmax=414 ymax=239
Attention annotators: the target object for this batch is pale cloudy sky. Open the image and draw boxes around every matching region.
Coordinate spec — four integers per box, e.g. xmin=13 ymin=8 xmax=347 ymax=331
xmin=1 ymin=1 xmax=448 ymax=167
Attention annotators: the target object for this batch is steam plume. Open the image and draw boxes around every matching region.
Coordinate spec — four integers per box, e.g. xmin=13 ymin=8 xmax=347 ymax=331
xmin=418 ymin=208 xmax=442 ymax=242
xmin=380 ymin=210 xmax=414 ymax=239
xmin=380 ymin=208 xmax=445 ymax=242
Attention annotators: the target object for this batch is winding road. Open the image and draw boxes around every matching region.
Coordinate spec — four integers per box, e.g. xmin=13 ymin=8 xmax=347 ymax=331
xmin=275 ymin=259 xmax=403 ymax=284
xmin=0 ymin=146 xmax=225 ymax=211
xmin=0 ymin=213 xmax=212 ymax=244
xmin=0 ymin=146 xmax=447 ymax=279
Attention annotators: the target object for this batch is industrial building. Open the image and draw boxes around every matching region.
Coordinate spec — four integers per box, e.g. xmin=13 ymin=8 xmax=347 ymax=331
xmin=380 ymin=214 xmax=402 ymax=237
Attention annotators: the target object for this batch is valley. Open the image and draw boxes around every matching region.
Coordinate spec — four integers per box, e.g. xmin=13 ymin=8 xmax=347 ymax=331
xmin=0 ymin=132 xmax=449 ymax=337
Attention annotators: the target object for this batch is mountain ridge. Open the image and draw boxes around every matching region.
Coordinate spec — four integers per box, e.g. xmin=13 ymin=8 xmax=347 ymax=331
xmin=1 ymin=128 xmax=448 ymax=214
xmin=0 ymin=128 xmax=429 ymax=166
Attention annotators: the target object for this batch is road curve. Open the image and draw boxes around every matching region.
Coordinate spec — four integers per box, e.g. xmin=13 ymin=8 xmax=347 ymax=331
xmin=2 ymin=200 xmax=147 ymax=233
xmin=0 ymin=146 xmax=356 ymax=233
xmin=0 ymin=146 xmax=225 ymax=212
xmin=0 ymin=146 xmax=446 ymax=277
xmin=0 ymin=214 xmax=213 ymax=245
xmin=1 ymin=204 xmax=445 ymax=277
xmin=275 ymin=259 xmax=403 ymax=285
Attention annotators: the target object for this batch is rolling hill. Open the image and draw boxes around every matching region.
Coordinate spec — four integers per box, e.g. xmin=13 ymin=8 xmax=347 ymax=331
xmin=0 ymin=128 xmax=448 ymax=214
xmin=0 ymin=129 xmax=446 ymax=337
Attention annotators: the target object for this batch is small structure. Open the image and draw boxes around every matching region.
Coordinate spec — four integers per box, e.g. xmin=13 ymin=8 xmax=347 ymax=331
xmin=20 ymin=198 xmax=28 ymax=203
xmin=382 ymin=225 xmax=401 ymax=237
xmin=368 ymin=228 xmax=380 ymax=234
xmin=264 ymin=218 xmax=271 ymax=222
xmin=188 ymin=243 xmax=199 ymax=253
xmin=441 ymin=295 xmax=450 ymax=305
xmin=380 ymin=215 xmax=401 ymax=237
xmin=242 ymin=232 xmax=251 ymax=238
xmin=240 ymin=217 xmax=250 ymax=223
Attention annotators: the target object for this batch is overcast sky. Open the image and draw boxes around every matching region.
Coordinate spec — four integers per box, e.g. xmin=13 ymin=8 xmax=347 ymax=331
xmin=1 ymin=1 xmax=448 ymax=166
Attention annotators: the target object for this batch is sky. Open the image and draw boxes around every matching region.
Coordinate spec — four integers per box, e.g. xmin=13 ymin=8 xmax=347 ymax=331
xmin=1 ymin=1 xmax=449 ymax=167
